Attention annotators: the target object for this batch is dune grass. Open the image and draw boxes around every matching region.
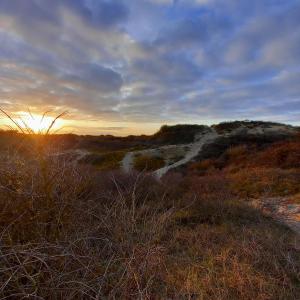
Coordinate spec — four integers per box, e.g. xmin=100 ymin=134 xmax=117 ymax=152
xmin=1 ymin=159 xmax=300 ymax=299
xmin=0 ymin=111 xmax=299 ymax=299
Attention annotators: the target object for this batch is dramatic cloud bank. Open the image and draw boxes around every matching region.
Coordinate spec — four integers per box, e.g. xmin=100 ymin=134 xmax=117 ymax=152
xmin=0 ymin=0 xmax=299 ymax=134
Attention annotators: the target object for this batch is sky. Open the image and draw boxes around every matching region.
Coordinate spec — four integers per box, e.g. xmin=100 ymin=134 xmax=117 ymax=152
xmin=0 ymin=0 xmax=299 ymax=135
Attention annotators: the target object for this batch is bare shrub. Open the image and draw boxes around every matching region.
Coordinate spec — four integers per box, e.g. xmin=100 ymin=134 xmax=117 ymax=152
xmin=0 ymin=156 xmax=173 ymax=298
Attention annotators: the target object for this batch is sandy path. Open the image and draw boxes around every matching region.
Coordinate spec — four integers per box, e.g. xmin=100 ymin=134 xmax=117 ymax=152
xmin=252 ymin=197 xmax=300 ymax=236
xmin=154 ymin=129 xmax=218 ymax=178
xmin=121 ymin=151 xmax=135 ymax=173
xmin=121 ymin=145 xmax=181 ymax=173
xmin=121 ymin=128 xmax=219 ymax=178
xmin=73 ymin=149 xmax=90 ymax=162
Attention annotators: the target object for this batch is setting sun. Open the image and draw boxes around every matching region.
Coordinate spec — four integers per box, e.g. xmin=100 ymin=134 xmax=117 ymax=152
xmin=17 ymin=112 xmax=65 ymax=134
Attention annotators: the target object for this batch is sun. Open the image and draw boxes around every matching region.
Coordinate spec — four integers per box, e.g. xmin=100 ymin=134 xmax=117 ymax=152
xmin=17 ymin=112 xmax=64 ymax=134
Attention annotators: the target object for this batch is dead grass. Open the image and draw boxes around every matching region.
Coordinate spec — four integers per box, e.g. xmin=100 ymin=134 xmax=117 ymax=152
xmin=227 ymin=167 xmax=300 ymax=198
xmin=254 ymin=140 xmax=300 ymax=169
xmin=0 ymin=113 xmax=300 ymax=299
xmin=188 ymin=137 xmax=300 ymax=200
xmin=0 ymin=150 xmax=300 ymax=298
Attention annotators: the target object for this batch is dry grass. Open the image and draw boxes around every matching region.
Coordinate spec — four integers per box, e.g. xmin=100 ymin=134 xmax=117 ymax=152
xmin=0 ymin=112 xmax=300 ymax=299
xmin=188 ymin=137 xmax=300 ymax=200
xmin=228 ymin=167 xmax=300 ymax=198
xmin=0 ymin=150 xmax=172 ymax=298
xmin=1 ymin=156 xmax=300 ymax=299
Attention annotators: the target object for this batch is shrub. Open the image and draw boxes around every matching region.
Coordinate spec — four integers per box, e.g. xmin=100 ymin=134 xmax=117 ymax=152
xmin=226 ymin=144 xmax=248 ymax=158
xmin=0 ymin=151 xmax=94 ymax=244
xmin=0 ymin=167 xmax=172 ymax=298
xmin=0 ymin=111 xmax=300 ymax=298
xmin=133 ymin=154 xmax=165 ymax=171
xmin=189 ymin=159 xmax=219 ymax=175
xmin=1 ymin=157 xmax=300 ymax=298
xmin=228 ymin=167 xmax=300 ymax=198
xmin=254 ymin=140 xmax=300 ymax=169
xmin=152 ymin=124 xmax=208 ymax=145
xmin=212 ymin=120 xmax=287 ymax=134
xmin=80 ymin=150 xmax=126 ymax=170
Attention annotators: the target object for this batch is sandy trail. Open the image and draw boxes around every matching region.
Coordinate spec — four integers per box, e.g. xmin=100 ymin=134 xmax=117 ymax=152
xmin=121 ymin=128 xmax=219 ymax=178
xmin=121 ymin=151 xmax=135 ymax=173
xmin=154 ymin=129 xmax=218 ymax=178
xmin=252 ymin=197 xmax=300 ymax=236
xmin=121 ymin=145 xmax=182 ymax=173
xmin=72 ymin=149 xmax=90 ymax=162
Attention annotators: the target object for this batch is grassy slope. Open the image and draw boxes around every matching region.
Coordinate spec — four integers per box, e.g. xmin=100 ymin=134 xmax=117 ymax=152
xmin=0 ymin=124 xmax=300 ymax=299
xmin=0 ymin=135 xmax=299 ymax=299
xmin=187 ymin=135 xmax=300 ymax=199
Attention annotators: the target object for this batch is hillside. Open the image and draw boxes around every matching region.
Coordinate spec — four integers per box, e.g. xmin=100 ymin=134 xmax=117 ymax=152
xmin=0 ymin=121 xmax=300 ymax=299
xmin=120 ymin=121 xmax=299 ymax=175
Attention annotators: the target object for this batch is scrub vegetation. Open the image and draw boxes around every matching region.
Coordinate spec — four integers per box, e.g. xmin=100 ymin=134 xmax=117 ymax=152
xmin=188 ymin=134 xmax=300 ymax=199
xmin=0 ymin=113 xmax=299 ymax=299
xmin=133 ymin=154 xmax=165 ymax=171
xmin=79 ymin=150 xmax=126 ymax=170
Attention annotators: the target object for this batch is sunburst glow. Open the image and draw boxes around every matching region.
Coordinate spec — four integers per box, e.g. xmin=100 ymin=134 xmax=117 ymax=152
xmin=17 ymin=112 xmax=64 ymax=134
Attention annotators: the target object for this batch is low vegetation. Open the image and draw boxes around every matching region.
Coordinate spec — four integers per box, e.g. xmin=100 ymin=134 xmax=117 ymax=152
xmin=212 ymin=120 xmax=291 ymax=134
xmin=188 ymin=134 xmax=300 ymax=200
xmin=152 ymin=124 xmax=208 ymax=144
xmin=76 ymin=134 xmax=151 ymax=152
xmin=0 ymin=117 xmax=300 ymax=299
xmin=133 ymin=154 xmax=165 ymax=171
xmin=80 ymin=150 xmax=126 ymax=170
xmin=0 ymin=149 xmax=299 ymax=298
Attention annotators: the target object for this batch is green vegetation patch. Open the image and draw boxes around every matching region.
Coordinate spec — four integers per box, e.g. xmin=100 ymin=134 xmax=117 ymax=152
xmin=80 ymin=150 xmax=126 ymax=170
xmin=133 ymin=154 xmax=165 ymax=171
xmin=212 ymin=120 xmax=288 ymax=134
xmin=152 ymin=124 xmax=208 ymax=145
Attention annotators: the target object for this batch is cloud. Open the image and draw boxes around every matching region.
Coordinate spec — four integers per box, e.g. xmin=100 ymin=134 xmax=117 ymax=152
xmin=63 ymin=63 xmax=123 ymax=93
xmin=0 ymin=0 xmax=300 ymax=131
xmin=147 ymin=0 xmax=174 ymax=5
xmin=0 ymin=0 xmax=129 ymax=28
xmin=154 ymin=12 xmax=233 ymax=49
xmin=67 ymin=0 xmax=129 ymax=28
xmin=132 ymin=51 xmax=202 ymax=85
